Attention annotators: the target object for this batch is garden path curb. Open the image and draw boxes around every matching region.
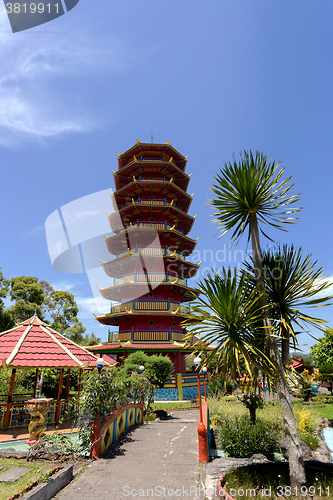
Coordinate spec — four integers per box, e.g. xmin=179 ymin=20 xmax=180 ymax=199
xmin=20 ymin=465 xmax=73 ymax=500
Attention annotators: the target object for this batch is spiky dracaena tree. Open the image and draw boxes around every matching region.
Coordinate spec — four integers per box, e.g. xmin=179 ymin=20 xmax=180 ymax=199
xmin=209 ymin=150 xmax=306 ymax=488
xmin=183 ymin=268 xmax=275 ymax=423
xmin=184 ymin=268 xmax=275 ymax=382
xmin=248 ymin=245 xmax=332 ymax=365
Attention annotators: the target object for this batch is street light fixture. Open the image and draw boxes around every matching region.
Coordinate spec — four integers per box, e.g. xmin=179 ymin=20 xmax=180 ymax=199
xmin=96 ymin=357 xmax=105 ymax=374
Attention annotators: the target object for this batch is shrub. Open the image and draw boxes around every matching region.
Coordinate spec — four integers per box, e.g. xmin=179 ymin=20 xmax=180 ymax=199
xmin=217 ymin=414 xmax=281 ymax=459
xmin=208 ymin=375 xmax=238 ymax=396
xmin=295 ymin=408 xmax=319 ymax=435
xmin=123 ymin=352 xmax=174 ymax=388
xmin=299 ymin=433 xmax=319 ymax=450
xmin=299 ymin=376 xmax=313 ymax=402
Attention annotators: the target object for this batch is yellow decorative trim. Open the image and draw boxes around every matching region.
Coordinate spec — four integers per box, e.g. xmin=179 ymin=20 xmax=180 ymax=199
xmin=198 ymin=261 xmax=202 ymax=265
xmin=170 ymin=199 xmax=174 ymax=206
xmin=136 ymin=139 xmax=141 ymax=144
xmin=133 ymin=176 xmax=136 ymax=182
xmin=195 ymin=237 xmax=199 ymax=241
xmin=193 ymin=214 xmax=197 ymax=218
xmin=6 ymin=324 xmax=33 ymax=365
xmin=185 ymin=155 xmax=189 ymax=159
xmin=100 ymin=259 xmax=106 ymax=263
xmin=112 ymin=170 xmax=116 ymax=174
xmin=172 ymin=307 xmax=179 ymax=314
xmin=134 ymin=155 xmax=137 ymax=161
xmin=170 ymin=178 xmax=174 ymax=183
xmin=191 ymin=193 xmax=194 ymax=197
xmin=171 ymin=278 xmax=178 ymax=285
xmin=169 ymin=157 xmax=173 ymax=163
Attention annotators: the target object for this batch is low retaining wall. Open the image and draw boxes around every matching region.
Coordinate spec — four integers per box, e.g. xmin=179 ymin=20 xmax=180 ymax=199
xmin=155 ymin=373 xmax=207 ymax=401
xmin=91 ymin=403 xmax=143 ymax=459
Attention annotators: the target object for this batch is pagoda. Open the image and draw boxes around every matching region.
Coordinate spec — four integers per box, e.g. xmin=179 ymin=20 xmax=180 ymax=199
xmin=90 ymin=141 xmax=206 ymax=399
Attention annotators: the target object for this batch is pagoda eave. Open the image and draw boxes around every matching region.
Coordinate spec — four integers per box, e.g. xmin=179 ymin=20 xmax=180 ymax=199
xmin=117 ymin=143 xmax=187 ymax=170
xmin=98 ymin=283 xmax=200 ymax=302
xmin=101 ymin=257 xmax=199 ymax=279
xmin=105 ymin=228 xmax=198 ymax=253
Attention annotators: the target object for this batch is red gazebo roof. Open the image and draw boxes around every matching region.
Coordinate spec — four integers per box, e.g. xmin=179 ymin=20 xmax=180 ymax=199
xmin=0 ymin=314 xmax=107 ymax=369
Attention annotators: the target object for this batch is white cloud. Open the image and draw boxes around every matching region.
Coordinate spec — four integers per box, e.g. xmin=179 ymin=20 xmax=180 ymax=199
xmin=0 ymin=10 xmax=133 ymax=146
xmin=50 ymin=279 xmax=81 ymax=292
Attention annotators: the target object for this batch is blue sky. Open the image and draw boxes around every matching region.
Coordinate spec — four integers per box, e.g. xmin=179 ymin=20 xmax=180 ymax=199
xmin=1 ymin=0 xmax=332 ymax=351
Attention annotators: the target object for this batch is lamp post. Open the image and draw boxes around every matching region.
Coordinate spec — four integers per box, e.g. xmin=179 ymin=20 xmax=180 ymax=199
xmin=97 ymin=357 xmax=105 ymax=374
xmin=194 ymin=357 xmax=209 ymax=463
xmin=139 ymin=365 xmax=144 ymax=404
xmin=202 ymin=366 xmax=208 ymax=403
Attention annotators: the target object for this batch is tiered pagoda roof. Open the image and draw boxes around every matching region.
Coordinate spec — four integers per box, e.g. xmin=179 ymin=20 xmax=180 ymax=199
xmin=94 ymin=141 xmax=200 ymax=347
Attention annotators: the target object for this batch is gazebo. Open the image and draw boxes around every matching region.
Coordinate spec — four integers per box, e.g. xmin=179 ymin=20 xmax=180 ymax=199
xmin=0 ymin=314 xmax=108 ymax=430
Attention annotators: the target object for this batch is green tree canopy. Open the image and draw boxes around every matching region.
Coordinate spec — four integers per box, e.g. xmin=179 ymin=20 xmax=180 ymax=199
xmin=123 ymin=352 xmax=174 ymax=388
xmin=311 ymin=329 xmax=333 ymax=371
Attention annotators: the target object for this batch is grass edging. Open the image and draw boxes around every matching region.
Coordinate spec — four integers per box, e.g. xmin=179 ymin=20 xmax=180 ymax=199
xmin=19 ymin=465 xmax=73 ymax=500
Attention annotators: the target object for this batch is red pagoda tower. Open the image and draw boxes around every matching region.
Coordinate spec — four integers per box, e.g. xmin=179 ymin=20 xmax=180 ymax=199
xmin=91 ymin=141 xmax=205 ymax=400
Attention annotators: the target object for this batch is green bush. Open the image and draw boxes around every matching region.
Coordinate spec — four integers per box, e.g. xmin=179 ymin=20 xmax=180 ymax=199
xmin=299 ymin=433 xmax=319 ymax=450
xmin=217 ymin=414 xmax=281 ymax=459
xmin=208 ymin=375 xmax=238 ymax=396
xmin=123 ymin=352 xmax=174 ymax=388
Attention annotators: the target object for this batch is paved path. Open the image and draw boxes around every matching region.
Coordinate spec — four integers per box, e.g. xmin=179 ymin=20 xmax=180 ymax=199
xmin=54 ymin=410 xmax=205 ymax=500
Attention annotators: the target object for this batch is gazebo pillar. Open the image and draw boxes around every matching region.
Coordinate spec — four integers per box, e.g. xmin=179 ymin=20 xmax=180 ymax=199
xmin=33 ymin=368 xmax=39 ymax=398
xmin=65 ymin=369 xmax=71 ymax=399
xmin=4 ymin=368 xmax=16 ymax=430
xmin=55 ymin=368 xmax=64 ymax=424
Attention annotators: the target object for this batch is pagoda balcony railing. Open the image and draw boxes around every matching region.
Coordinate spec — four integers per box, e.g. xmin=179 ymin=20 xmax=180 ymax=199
xmin=121 ymin=198 xmax=179 ymax=209
xmin=108 ymin=329 xmax=193 ymax=343
xmin=114 ymin=272 xmax=187 ymax=287
xmin=119 ymin=220 xmax=184 ymax=235
xmin=109 ymin=300 xmax=191 ymax=314
xmin=115 ymin=245 xmax=187 ymax=261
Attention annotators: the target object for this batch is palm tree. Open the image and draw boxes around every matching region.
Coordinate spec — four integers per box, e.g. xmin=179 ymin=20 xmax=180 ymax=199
xmin=251 ymin=245 xmax=333 ymax=365
xmin=210 ymin=150 xmax=306 ymax=488
xmin=184 ymin=268 xmax=275 ymax=381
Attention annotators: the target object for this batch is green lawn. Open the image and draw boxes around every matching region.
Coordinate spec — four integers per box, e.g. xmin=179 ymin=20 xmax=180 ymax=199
xmin=0 ymin=457 xmax=56 ymax=500
xmin=307 ymin=405 xmax=333 ymax=419
xmin=151 ymin=402 xmax=194 ymax=409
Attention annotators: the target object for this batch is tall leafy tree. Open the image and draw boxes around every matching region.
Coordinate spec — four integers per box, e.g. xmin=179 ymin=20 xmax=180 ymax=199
xmin=0 ymin=268 xmax=14 ymax=331
xmin=209 ymin=150 xmax=306 ymax=488
xmin=40 ymin=281 xmax=87 ymax=342
xmin=9 ymin=276 xmax=45 ymax=322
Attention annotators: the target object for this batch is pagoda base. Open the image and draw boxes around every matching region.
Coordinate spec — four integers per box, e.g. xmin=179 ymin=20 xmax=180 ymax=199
xmin=155 ymin=373 xmax=207 ymax=401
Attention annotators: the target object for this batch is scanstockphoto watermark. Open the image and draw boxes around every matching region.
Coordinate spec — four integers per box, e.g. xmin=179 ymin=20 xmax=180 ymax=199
xmin=123 ymin=485 xmax=329 ymax=498
xmin=123 ymin=484 xmax=227 ymax=497
xmin=3 ymin=0 xmax=80 ymax=33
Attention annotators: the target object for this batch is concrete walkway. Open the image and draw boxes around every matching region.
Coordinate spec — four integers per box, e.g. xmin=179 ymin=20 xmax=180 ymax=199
xmin=54 ymin=410 xmax=205 ymax=500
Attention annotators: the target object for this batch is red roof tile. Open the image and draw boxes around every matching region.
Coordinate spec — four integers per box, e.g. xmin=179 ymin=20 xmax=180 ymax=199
xmin=0 ymin=315 xmax=107 ymax=369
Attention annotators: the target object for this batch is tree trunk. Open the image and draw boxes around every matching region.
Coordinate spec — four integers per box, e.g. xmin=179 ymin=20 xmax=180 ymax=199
xmin=249 ymin=407 xmax=256 ymax=424
xmin=281 ymin=325 xmax=290 ymax=366
xmin=249 ymin=213 xmax=306 ymax=489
